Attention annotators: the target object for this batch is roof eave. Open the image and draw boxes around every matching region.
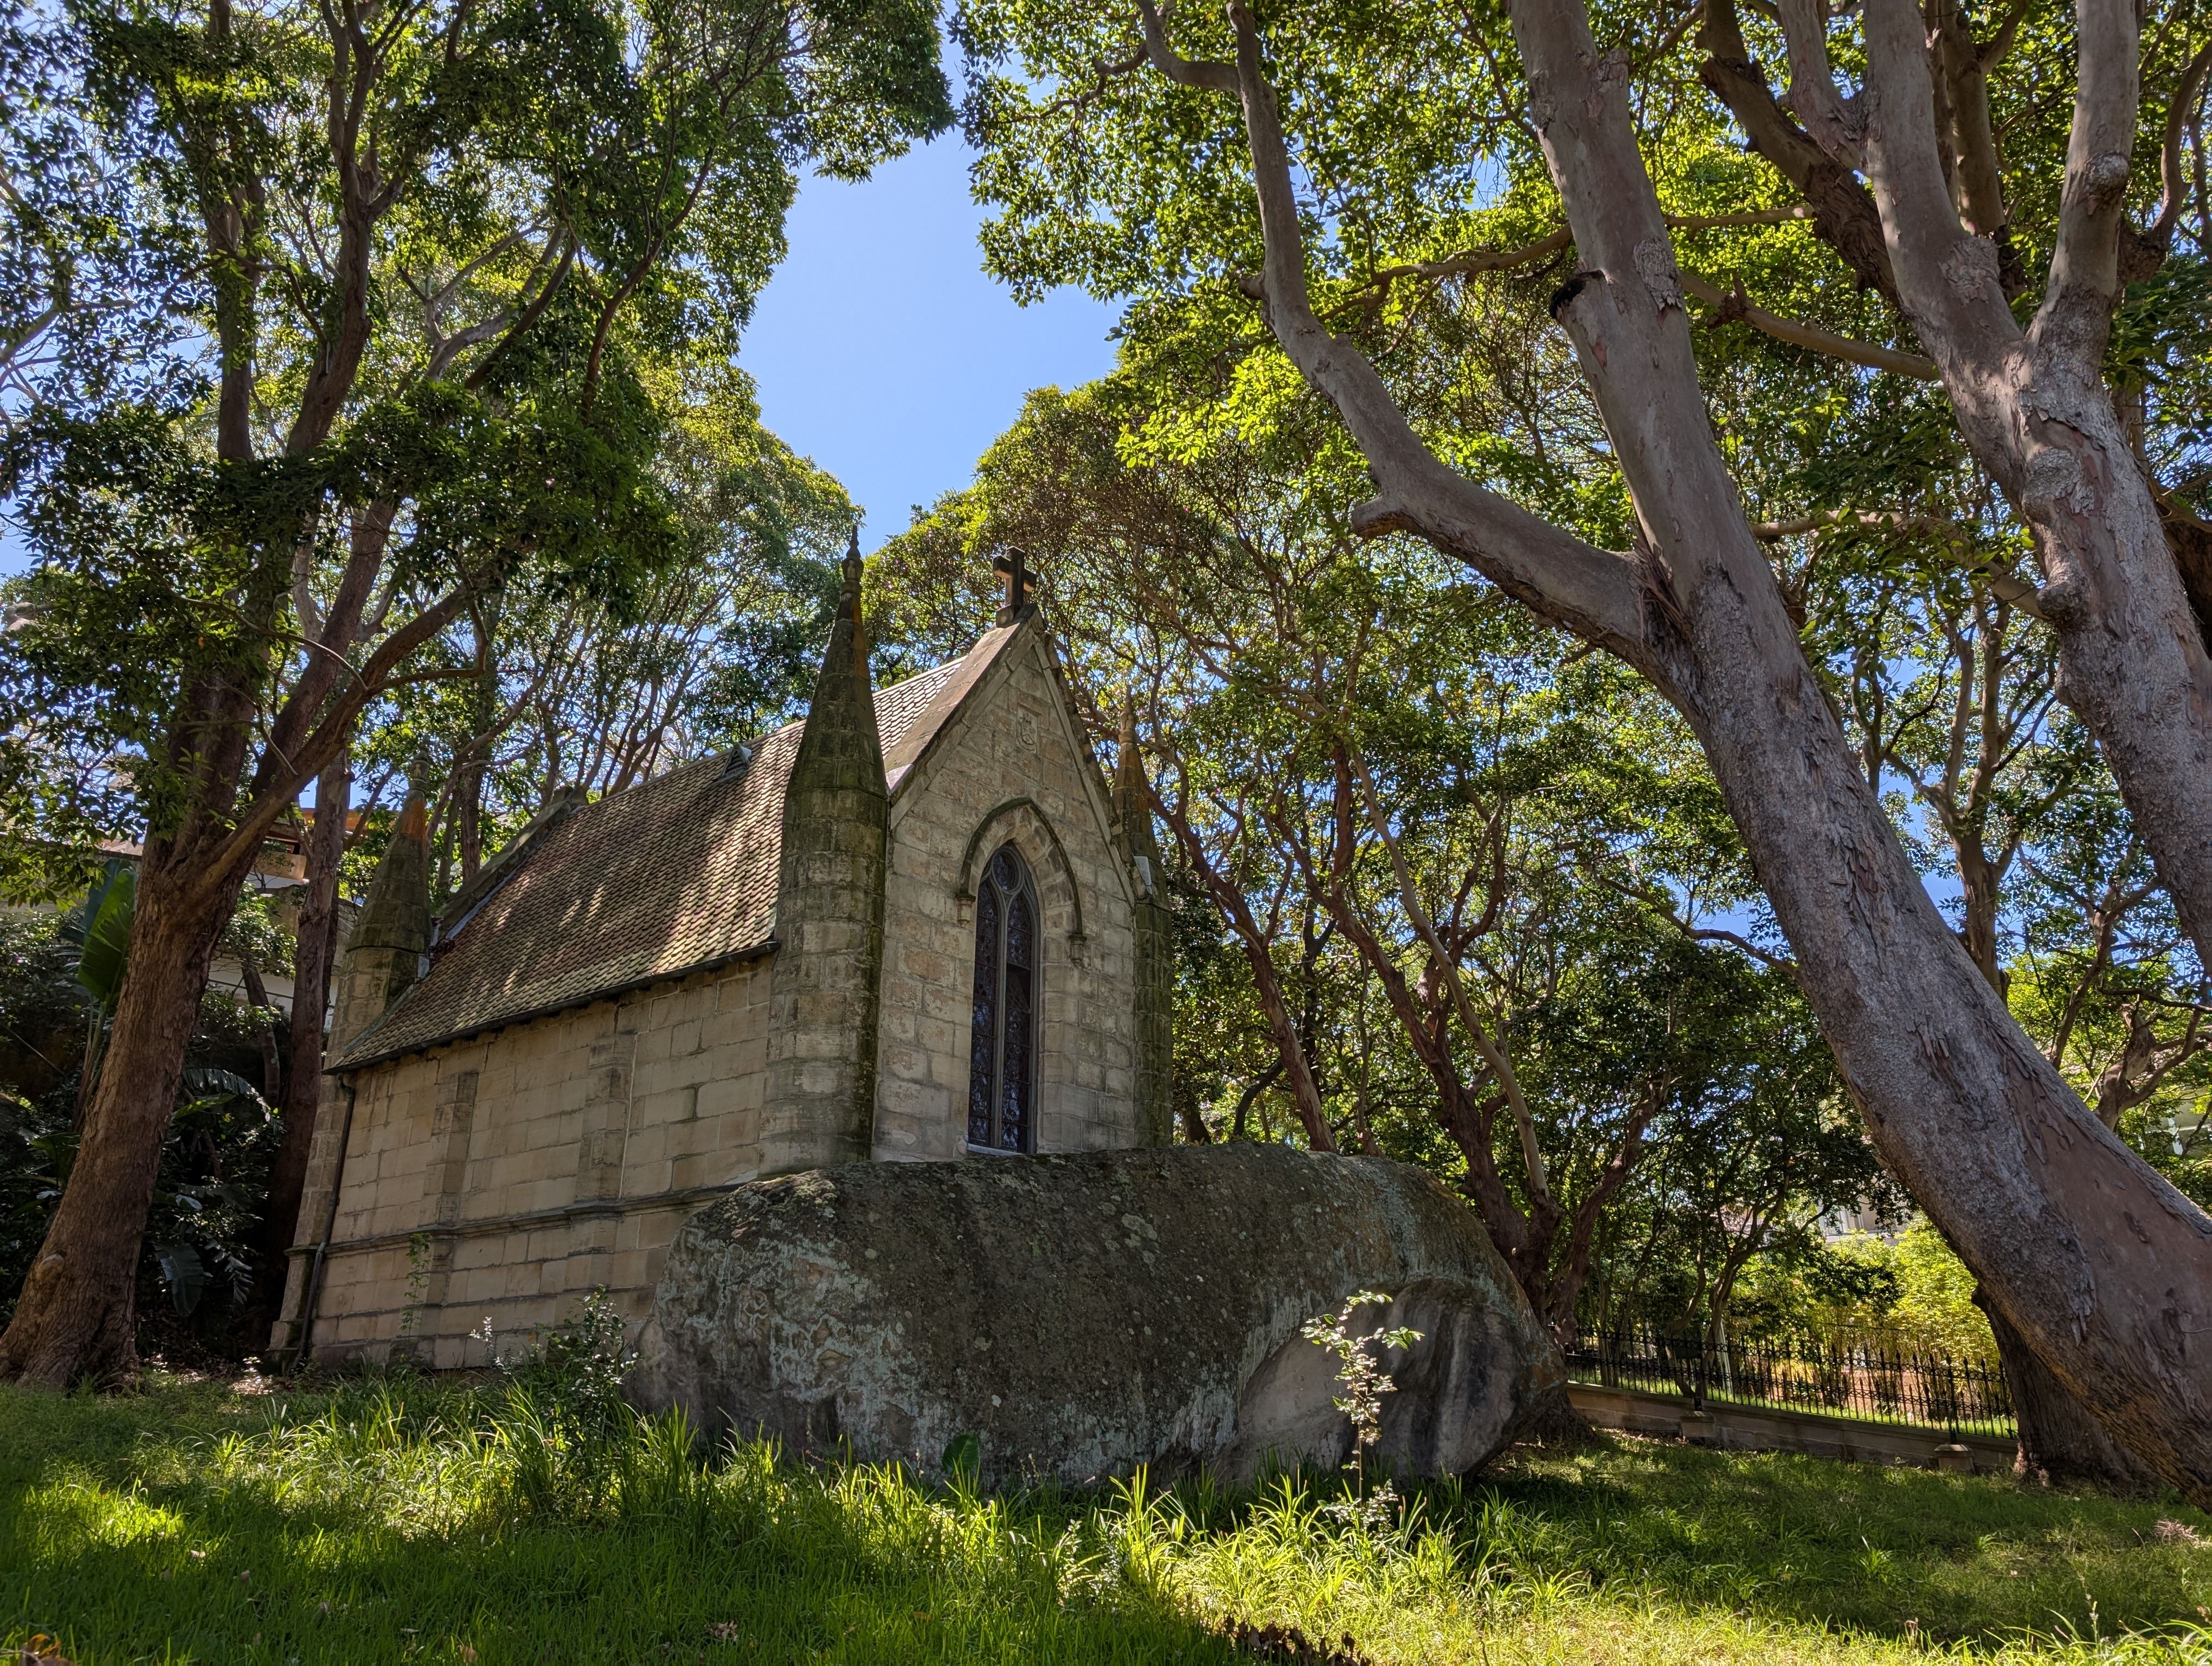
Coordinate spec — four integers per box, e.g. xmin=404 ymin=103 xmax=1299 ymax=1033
xmin=327 ymin=934 xmax=780 ymax=1076
xmin=882 ymin=616 xmax=1031 ymax=799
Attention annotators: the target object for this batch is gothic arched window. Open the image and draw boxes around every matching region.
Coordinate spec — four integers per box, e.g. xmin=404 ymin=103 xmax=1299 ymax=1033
xmin=968 ymin=842 xmax=1038 ymax=1152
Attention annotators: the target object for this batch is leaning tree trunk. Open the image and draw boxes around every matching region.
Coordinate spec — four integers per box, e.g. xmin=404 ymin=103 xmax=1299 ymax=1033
xmin=1962 ymin=1287 xmax=2137 ymax=1487
xmin=1508 ymin=1 xmax=2212 ymax=1501
xmin=243 ymin=747 xmax=351 ymax=1340
xmin=1143 ymin=0 xmax=2212 ymax=1498
xmin=0 ymin=860 xmax=236 ymax=1385
xmin=1978 ymin=1290 xmax=2163 ymax=1491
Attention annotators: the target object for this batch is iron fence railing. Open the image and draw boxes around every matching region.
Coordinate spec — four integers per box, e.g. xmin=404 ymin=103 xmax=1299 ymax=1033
xmin=1563 ymin=1324 xmax=2016 ymax=1439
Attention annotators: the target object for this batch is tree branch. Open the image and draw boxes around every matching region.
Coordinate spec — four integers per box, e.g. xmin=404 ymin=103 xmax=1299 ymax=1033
xmin=1980 ymin=0 xmax=2036 ymax=67
xmin=1346 ymin=746 xmax=1553 ymax=1208
xmin=2029 ymin=0 xmax=2142 ymax=367
xmin=1772 ymin=0 xmax=1864 ymax=167
xmin=1927 ymin=0 xmax=2014 ymax=257
xmin=1171 ymin=2 xmax=1652 ymax=662
xmin=462 ymin=235 xmax=575 ymax=394
xmin=1355 ymin=210 xmax=1810 ymax=299
xmin=194 ymin=570 xmax=484 ymax=901
xmin=260 ymin=501 xmax=395 ymax=780
xmin=1133 ymin=0 xmax=1236 ymax=89
xmin=1359 ymin=227 xmax=1573 ymax=289
xmin=1679 ymin=269 xmax=1939 ymax=377
xmin=1592 ymin=869 xmax=1799 ymax=978
xmin=1749 ymin=507 xmax=2047 ymax=616
xmin=1855 ymin=0 xmax=2045 ymax=497
xmin=1698 ymin=0 xmax=1899 ymax=301
xmin=2150 ymin=37 xmax=2212 ymax=244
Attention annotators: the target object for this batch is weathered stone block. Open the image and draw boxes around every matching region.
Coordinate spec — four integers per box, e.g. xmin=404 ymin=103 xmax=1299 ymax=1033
xmin=629 ymin=1145 xmax=1560 ymax=1486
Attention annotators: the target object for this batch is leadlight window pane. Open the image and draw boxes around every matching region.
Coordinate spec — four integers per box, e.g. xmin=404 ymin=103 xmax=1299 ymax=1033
xmin=1006 ymin=883 xmax=1033 ymax=973
xmin=967 ymin=843 xmax=1039 ymax=1154
xmin=967 ymin=883 xmax=999 ymax=1147
xmin=1002 ymin=892 xmax=1034 ymax=1150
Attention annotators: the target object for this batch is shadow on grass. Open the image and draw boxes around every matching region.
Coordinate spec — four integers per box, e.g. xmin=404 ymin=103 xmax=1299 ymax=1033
xmin=1477 ymin=1435 xmax=2212 ymax=1647
xmin=8 ymin=1382 xmax=2212 ymax=1663
xmin=0 ymin=1383 xmax=1238 ymax=1666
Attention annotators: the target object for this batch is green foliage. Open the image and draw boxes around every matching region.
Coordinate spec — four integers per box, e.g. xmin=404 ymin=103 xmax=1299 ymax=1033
xmin=0 ymin=910 xmax=88 ymax=1100
xmin=0 ymin=915 xmax=89 ymax=1310
xmin=937 ymin=0 xmax=2212 ymax=1255
xmin=475 ymin=1291 xmax=636 ymax=1452
xmin=0 ymin=1091 xmax=69 ymax=1334
xmin=146 ymin=1067 xmax=278 ymax=1319
xmin=1733 ymin=1226 xmax=1999 ymax=1364
xmin=1886 ymin=1226 xmax=1995 ymax=1359
xmin=0 ymin=1045 xmax=279 ymax=1334
xmin=1566 ymin=939 xmax=1899 ymax=1340
xmin=4 ymin=1375 xmax=2211 ymax=1664
xmin=0 ymin=908 xmax=278 ymax=1333
xmin=353 ymin=362 xmax=861 ymax=912
xmin=57 ymin=859 xmax=134 ymax=1007
xmin=1301 ymin=1291 xmax=1423 ymax=1531
xmin=872 ymin=377 xmax=1885 ymax=1335
xmin=0 ymin=0 xmax=950 ymax=892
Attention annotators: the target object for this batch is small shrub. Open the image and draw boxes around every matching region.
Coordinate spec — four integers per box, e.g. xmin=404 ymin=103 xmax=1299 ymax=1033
xmin=1300 ymin=1291 xmax=1420 ymax=1532
xmin=470 ymin=1290 xmax=641 ymax=1517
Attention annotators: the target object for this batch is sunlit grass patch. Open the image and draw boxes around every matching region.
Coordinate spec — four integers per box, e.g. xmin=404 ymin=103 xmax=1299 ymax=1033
xmin=3 ymin=1374 xmax=2209 ymax=1665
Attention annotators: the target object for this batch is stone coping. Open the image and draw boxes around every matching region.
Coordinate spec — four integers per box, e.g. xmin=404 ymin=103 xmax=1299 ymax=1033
xmin=284 ymin=1180 xmax=743 ymax=1259
xmin=1568 ymin=1383 xmax=2017 ymax=1471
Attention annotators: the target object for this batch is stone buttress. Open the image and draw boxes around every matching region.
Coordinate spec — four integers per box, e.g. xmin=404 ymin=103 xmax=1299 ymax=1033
xmin=271 ymin=786 xmax=430 ymax=1358
xmin=329 ymin=790 xmax=432 ymax=1056
xmin=1115 ymin=706 xmax=1175 ymax=1147
xmin=759 ymin=539 xmax=889 ymax=1172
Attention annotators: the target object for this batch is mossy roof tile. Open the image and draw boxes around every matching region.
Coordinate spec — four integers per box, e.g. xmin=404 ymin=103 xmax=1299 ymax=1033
xmin=331 ymin=643 xmax=1001 ymax=1071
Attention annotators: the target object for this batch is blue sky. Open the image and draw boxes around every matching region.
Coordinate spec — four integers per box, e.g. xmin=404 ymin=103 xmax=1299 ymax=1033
xmin=743 ymin=138 xmax=1121 ymax=550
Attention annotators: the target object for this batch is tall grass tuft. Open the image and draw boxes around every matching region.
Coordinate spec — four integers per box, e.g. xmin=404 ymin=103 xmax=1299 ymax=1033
xmin=4 ymin=1347 xmax=2212 ymax=1664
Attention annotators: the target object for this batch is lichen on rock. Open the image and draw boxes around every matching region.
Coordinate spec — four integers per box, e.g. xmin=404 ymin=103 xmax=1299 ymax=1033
xmin=627 ymin=1144 xmax=1561 ymax=1486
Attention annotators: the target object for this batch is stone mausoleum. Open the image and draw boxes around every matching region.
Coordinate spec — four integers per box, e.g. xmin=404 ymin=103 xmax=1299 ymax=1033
xmin=271 ymin=548 xmax=1176 ymax=1367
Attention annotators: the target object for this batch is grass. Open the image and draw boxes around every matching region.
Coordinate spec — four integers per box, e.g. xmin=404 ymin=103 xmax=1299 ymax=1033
xmin=3 ymin=1372 xmax=2210 ymax=1665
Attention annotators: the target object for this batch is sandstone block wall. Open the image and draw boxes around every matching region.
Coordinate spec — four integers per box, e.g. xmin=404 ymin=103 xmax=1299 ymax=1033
xmin=873 ymin=629 xmax=1142 ymax=1161
xmin=282 ymin=956 xmax=771 ymax=1367
xmin=280 ymin=620 xmax=1150 ymax=1369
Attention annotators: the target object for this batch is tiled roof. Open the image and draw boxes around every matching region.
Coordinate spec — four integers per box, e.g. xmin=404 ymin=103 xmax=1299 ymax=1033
xmin=876 ymin=654 xmax=968 ymax=758
xmin=331 ymin=638 xmax=1010 ymax=1071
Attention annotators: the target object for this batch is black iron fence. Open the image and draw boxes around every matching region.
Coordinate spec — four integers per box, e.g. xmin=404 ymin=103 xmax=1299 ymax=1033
xmin=1563 ymin=1324 xmax=2016 ymax=1439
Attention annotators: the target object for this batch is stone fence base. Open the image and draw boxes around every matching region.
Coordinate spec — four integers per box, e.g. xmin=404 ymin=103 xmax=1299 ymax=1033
xmin=1568 ymin=1383 xmax=2017 ymax=1472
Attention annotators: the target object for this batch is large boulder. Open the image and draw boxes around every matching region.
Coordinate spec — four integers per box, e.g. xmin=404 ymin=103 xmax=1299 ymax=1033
xmin=627 ymin=1145 xmax=1561 ymax=1485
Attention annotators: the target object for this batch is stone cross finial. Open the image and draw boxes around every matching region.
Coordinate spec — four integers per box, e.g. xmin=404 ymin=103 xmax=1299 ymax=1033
xmin=993 ymin=546 xmax=1037 ymax=626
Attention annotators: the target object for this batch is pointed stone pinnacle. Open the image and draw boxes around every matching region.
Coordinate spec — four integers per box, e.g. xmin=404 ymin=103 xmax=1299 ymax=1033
xmin=1114 ymin=702 xmax=1163 ymax=870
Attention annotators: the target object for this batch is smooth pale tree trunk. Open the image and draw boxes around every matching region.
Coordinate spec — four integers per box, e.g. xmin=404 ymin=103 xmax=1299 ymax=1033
xmin=1134 ymin=0 xmax=2212 ymax=1498
xmin=1507 ymin=0 xmax=2212 ymax=1502
xmin=1789 ymin=0 xmax=2212 ymax=977
xmin=243 ymin=749 xmax=350 ymax=1343
xmin=1953 ymin=830 xmax=2149 ymax=1485
xmin=1701 ymin=0 xmax=2212 ymax=979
